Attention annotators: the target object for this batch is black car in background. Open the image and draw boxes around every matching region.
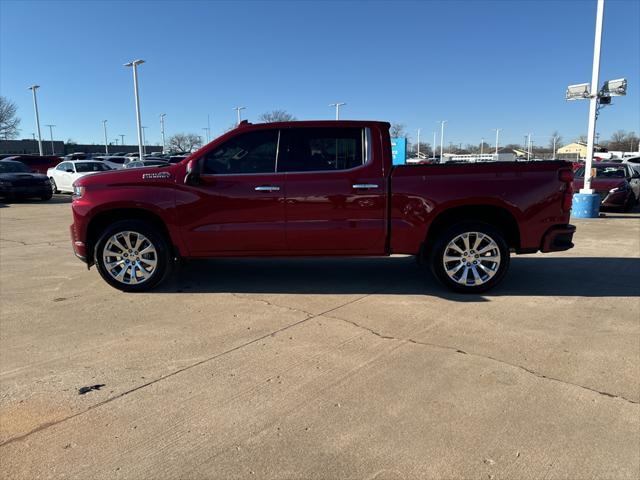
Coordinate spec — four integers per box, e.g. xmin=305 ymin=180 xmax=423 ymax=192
xmin=0 ymin=160 xmax=52 ymax=201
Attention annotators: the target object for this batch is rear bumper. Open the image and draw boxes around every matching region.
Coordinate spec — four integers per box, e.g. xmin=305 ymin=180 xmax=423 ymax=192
xmin=540 ymin=224 xmax=576 ymax=252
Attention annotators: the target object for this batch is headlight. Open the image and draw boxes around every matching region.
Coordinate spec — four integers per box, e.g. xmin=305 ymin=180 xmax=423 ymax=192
xmin=609 ymin=184 xmax=628 ymax=193
xmin=72 ymin=185 xmax=85 ymax=198
xmin=0 ymin=180 xmax=12 ymax=187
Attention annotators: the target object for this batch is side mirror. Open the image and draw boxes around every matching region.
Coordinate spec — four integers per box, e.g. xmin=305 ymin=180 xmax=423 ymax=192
xmin=66 ymin=169 xmax=74 ymax=173
xmin=184 ymin=159 xmax=201 ymax=186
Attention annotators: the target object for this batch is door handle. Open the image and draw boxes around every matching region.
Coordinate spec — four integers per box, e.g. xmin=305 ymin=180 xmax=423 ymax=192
xmin=254 ymin=185 xmax=280 ymax=192
xmin=352 ymin=183 xmax=379 ymax=189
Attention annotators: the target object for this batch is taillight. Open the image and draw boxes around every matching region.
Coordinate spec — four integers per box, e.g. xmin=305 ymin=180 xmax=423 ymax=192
xmin=559 ymin=168 xmax=574 ymax=212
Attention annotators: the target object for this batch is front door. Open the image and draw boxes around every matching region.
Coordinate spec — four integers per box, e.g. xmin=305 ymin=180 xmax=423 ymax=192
xmin=280 ymin=127 xmax=387 ymax=254
xmin=176 ymin=129 xmax=286 ymax=255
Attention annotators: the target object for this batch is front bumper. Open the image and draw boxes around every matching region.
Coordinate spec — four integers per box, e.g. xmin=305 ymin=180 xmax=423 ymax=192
xmin=70 ymin=223 xmax=88 ymax=264
xmin=540 ymin=224 xmax=576 ymax=253
xmin=1 ymin=185 xmax=50 ymax=198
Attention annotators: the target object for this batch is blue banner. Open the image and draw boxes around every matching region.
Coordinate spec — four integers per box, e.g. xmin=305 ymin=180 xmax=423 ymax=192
xmin=391 ymin=137 xmax=406 ymax=165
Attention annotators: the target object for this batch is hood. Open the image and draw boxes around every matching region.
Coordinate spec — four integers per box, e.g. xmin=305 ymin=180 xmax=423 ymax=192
xmin=0 ymin=172 xmax=49 ymax=181
xmin=572 ymin=177 xmax=627 ymax=191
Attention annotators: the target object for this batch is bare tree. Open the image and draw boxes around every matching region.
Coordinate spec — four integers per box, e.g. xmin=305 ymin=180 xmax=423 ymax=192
xmin=390 ymin=123 xmax=407 ymax=138
xmin=0 ymin=96 xmax=21 ymax=139
xmin=168 ymin=133 xmax=203 ymax=153
xmin=576 ymin=134 xmax=587 ymax=144
xmin=258 ymin=109 xmax=296 ymax=123
xmin=549 ymin=131 xmax=563 ymax=150
xmin=606 ymin=130 xmax=639 ymax=151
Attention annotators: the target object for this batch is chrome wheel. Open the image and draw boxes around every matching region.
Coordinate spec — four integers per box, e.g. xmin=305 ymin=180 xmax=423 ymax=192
xmin=442 ymin=231 xmax=501 ymax=286
xmin=102 ymin=231 xmax=157 ymax=285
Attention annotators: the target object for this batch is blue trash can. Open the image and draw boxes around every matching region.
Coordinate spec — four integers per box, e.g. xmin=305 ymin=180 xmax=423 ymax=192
xmin=571 ymin=193 xmax=600 ymax=218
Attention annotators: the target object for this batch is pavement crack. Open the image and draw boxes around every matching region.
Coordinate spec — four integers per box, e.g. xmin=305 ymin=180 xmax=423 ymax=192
xmin=229 ymin=293 xmax=315 ymax=317
xmin=0 ymin=291 xmax=380 ymax=448
xmin=328 ymin=315 xmax=639 ymax=406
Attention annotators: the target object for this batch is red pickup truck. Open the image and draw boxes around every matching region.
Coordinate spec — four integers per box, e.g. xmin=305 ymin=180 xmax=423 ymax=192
xmin=70 ymin=120 xmax=576 ymax=293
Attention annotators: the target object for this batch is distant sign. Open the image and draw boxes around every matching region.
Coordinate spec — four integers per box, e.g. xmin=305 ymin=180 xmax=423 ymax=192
xmin=391 ymin=137 xmax=406 ymax=165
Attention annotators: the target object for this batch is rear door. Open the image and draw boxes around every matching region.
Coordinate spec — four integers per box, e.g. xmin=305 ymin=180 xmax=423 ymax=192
xmin=176 ymin=128 xmax=286 ymax=255
xmin=280 ymin=126 xmax=386 ymax=253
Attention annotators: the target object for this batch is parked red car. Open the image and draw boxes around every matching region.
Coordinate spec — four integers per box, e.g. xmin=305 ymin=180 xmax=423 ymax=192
xmin=0 ymin=155 xmax=63 ymax=174
xmin=573 ymin=162 xmax=640 ymax=211
xmin=70 ymin=120 xmax=576 ymax=293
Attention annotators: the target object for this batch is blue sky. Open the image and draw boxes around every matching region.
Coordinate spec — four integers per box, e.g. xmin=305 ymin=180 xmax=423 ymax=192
xmin=1 ymin=0 xmax=639 ymax=148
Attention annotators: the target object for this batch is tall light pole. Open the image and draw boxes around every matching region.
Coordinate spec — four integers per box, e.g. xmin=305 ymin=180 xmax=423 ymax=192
xmin=28 ymin=85 xmax=43 ymax=156
xmin=45 ymin=124 xmax=56 ymax=155
xmin=202 ymin=127 xmax=210 ymax=143
xmin=160 ymin=113 xmax=166 ymax=153
xmin=124 ymin=59 xmax=145 ymax=159
xmin=114 ymin=138 xmax=119 ymax=146
xmin=527 ymin=133 xmax=532 ymax=161
xmin=119 ymin=134 xmax=125 ymax=146
xmin=582 ymin=0 xmax=605 ymax=193
xmin=141 ymin=126 xmax=148 ymax=155
xmin=416 ymin=128 xmax=421 ymax=157
xmin=329 ymin=102 xmax=346 ymax=120
xmin=432 ymin=131 xmax=437 ymax=159
xmin=234 ymin=106 xmax=246 ymax=125
xmin=102 ymin=120 xmax=109 ymax=154
xmin=494 ymin=128 xmax=501 ymax=155
xmin=552 ymin=135 xmax=558 ymax=159
xmin=438 ymin=120 xmax=447 ymax=163
xmin=480 ymin=137 xmax=484 ymax=157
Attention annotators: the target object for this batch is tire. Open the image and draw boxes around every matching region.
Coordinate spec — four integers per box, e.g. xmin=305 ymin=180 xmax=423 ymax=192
xmin=428 ymin=221 xmax=510 ymax=294
xmin=50 ymin=178 xmax=59 ymax=194
xmin=623 ymin=194 xmax=635 ymax=212
xmin=94 ymin=220 xmax=172 ymax=292
xmin=40 ymin=191 xmax=53 ymax=201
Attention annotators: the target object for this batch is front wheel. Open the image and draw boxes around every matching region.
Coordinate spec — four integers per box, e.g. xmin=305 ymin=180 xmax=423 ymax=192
xmin=50 ymin=178 xmax=59 ymax=194
xmin=429 ymin=222 xmax=510 ymax=294
xmin=94 ymin=220 xmax=172 ymax=292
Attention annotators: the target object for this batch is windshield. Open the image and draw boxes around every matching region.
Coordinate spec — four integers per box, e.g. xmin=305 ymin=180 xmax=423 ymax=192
xmin=0 ymin=161 xmax=30 ymax=173
xmin=75 ymin=162 xmax=111 ymax=172
xmin=575 ymin=166 xmax=626 ymax=178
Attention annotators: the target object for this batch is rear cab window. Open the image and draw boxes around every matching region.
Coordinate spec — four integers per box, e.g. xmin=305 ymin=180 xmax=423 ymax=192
xmin=279 ymin=127 xmax=365 ymax=172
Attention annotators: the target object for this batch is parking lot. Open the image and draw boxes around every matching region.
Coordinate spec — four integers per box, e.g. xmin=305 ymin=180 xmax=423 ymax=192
xmin=0 ymin=196 xmax=638 ymax=479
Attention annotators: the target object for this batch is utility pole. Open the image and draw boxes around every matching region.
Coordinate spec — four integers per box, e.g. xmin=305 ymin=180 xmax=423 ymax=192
xmin=124 ymin=59 xmax=146 ymax=159
xmin=28 ymin=85 xmax=43 ymax=156
xmin=480 ymin=137 xmax=484 ymax=157
xmin=45 ymin=124 xmax=56 ymax=155
xmin=432 ymin=131 xmax=437 ymax=159
xmin=234 ymin=106 xmax=246 ymax=125
xmin=102 ymin=120 xmax=109 ymax=154
xmin=553 ymin=135 xmax=558 ymax=159
xmin=141 ymin=126 xmax=148 ymax=155
xmin=160 ymin=113 xmax=166 ymax=153
xmin=120 ymin=134 xmax=125 ymax=146
xmin=438 ymin=120 xmax=447 ymax=163
xmin=494 ymin=128 xmax=501 ymax=156
xmin=527 ymin=133 xmax=532 ymax=161
xmin=416 ymin=128 xmax=421 ymax=157
xmin=329 ymin=102 xmax=346 ymax=120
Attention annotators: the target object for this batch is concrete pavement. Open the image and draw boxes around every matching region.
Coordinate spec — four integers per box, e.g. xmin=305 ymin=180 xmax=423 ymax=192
xmin=1 ymin=197 xmax=638 ymax=479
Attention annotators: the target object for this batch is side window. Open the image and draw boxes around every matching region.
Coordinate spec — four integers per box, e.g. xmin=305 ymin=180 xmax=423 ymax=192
xmin=57 ymin=162 xmax=68 ymax=171
xmin=202 ymin=130 xmax=279 ymax=175
xmin=281 ymin=127 xmax=364 ymax=172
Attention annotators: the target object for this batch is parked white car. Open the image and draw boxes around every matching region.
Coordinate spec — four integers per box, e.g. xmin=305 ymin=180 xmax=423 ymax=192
xmin=47 ymin=160 xmax=112 ymax=193
xmin=93 ymin=156 xmax=129 ymax=170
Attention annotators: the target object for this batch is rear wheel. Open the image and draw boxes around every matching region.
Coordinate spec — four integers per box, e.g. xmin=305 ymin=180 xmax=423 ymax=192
xmin=94 ymin=220 xmax=172 ymax=292
xmin=429 ymin=221 xmax=510 ymax=293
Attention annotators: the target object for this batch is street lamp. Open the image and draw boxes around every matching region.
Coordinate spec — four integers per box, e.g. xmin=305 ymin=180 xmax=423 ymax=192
xmin=160 ymin=114 xmax=166 ymax=153
xmin=416 ymin=128 xmax=421 ymax=157
xmin=119 ymin=134 xmax=125 ymax=146
xmin=141 ymin=126 xmax=148 ymax=155
xmin=480 ymin=137 xmax=484 ymax=157
xmin=234 ymin=106 xmax=246 ymax=125
xmin=329 ymin=102 xmax=346 ymax=120
xmin=102 ymin=120 xmax=109 ymax=154
xmin=124 ymin=59 xmax=145 ymax=159
xmin=438 ymin=120 xmax=447 ymax=163
xmin=28 ymin=85 xmax=43 ymax=156
xmin=45 ymin=124 xmax=56 ymax=155
xmin=493 ymin=128 xmax=501 ymax=156
xmin=432 ymin=131 xmax=437 ymax=159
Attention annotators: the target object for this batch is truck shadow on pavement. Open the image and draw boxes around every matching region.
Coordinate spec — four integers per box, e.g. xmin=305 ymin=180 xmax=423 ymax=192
xmin=161 ymin=256 xmax=639 ymax=300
